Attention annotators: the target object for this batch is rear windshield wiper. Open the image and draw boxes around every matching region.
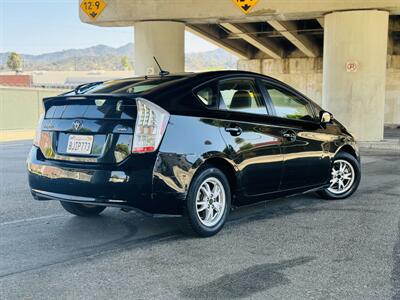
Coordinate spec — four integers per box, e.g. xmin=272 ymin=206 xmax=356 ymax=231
xmin=74 ymin=81 xmax=104 ymax=95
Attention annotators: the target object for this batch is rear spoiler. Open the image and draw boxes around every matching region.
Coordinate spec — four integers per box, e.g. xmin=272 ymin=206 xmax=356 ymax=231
xmin=42 ymin=94 xmax=137 ymax=111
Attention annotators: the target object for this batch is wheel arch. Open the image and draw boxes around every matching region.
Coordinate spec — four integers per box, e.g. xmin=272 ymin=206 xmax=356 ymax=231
xmin=336 ymin=144 xmax=359 ymax=161
xmin=193 ymin=156 xmax=239 ymax=202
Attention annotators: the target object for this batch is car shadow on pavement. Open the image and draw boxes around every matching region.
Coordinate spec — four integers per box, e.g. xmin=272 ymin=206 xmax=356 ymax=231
xmin=180 ymin=256 xmax=316 ymax=299
xmin=0 ymin=193 xmax=352 ymax=279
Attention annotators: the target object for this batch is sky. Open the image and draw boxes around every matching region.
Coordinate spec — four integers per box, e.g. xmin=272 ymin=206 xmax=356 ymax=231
xmin=0 ymin=0 xmax=218 ymax=55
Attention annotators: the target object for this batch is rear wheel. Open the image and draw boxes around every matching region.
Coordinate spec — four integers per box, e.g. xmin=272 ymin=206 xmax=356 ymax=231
xmin=60 ymin=201 xmax=106 ymax=216
xmin=182 ymin=166 xmax=231 ymax=237
xmin=318 ymin=152 xmax=361 ymax=200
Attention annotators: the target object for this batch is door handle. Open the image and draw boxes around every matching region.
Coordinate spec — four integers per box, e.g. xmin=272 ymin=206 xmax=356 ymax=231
xmin=225 ymin=124 xmax=243 ymax=136
xmin=282 ymin=130 xmax=297 ymax=142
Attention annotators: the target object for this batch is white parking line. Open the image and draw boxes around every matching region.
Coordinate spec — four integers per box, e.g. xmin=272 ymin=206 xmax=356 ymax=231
xmin=0 ymin=143 xmax=25 ymax=147
xmin=0 ymin=143 xmax=31 ymax=149
xmin=0 ymin=214 xmax=66 ymax=226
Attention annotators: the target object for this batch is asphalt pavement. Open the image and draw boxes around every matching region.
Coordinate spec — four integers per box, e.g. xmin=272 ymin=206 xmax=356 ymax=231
xmin=0 ymin=141 xmax=400 ymax=299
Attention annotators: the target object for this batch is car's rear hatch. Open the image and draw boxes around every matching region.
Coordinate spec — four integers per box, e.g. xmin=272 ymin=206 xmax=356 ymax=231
xmin=38 ymin=95 xmax=136 ymax=164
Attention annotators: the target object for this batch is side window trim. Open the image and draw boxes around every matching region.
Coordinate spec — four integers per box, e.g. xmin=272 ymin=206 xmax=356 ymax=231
xmin=192 ymin=80 xmax=219 ymax=109
xmin=261 ymin=80 xmax=318 ymax=122
xmin=217 ymin=77 xmax=269 ymax=116
xmin=256 ymin=77 xmax=275 ymax=116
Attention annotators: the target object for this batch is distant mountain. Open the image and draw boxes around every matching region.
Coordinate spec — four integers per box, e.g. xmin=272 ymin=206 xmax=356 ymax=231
xmin=0 ymin=43 xmax=237 ymax=72
xmin=186 ymin=48 xmax=238 ymax=71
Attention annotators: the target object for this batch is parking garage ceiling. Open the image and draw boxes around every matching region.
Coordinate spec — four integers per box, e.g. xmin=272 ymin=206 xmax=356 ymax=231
xmin=79 ymin=1 xmax=400 ymax=60
xmin=187 ymin=16 xmax=400 ymax=59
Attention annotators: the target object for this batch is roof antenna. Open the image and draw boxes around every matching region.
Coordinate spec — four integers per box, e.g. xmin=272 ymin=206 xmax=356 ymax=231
xmin=153 ymin=56 xmax=170 ymax=77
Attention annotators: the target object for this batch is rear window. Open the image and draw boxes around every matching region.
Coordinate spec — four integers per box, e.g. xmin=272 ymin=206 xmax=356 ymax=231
xmin=78 ymin=77 xmax=183 ymax=95
xmin=45 ymin=98 xmax=136 ymax=120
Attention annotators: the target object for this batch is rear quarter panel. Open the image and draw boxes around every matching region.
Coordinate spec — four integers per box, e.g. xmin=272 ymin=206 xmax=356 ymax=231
xmin=152 ymin=115 xmax=233 ymax=206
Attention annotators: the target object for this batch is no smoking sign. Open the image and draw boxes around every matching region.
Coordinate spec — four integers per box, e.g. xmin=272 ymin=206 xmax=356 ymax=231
xmin=346 ymin=61 xmax=360 ymax=73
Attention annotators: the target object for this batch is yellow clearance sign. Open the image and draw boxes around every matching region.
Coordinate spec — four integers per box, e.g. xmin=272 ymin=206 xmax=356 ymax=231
xmin=232 ymin=0 xmax=260 ymax=14
xmin=80 ymin=0 xmax=107 ymax=20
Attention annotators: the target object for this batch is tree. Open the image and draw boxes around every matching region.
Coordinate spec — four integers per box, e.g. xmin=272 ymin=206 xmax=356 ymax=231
xmin=7 ymin=52 xmax=22 ymax=73
xmin=120 ymin=56 xmax=133 ymax=71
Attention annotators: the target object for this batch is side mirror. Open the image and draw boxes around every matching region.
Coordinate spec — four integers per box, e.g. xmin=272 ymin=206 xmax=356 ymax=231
xmin=320 ymin=111 xmax=333 ymax=124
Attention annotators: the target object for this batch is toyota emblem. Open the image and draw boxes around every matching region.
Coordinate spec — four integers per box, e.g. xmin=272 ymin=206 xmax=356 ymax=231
xmin=72 ymin=120 xmax=83 ymax=131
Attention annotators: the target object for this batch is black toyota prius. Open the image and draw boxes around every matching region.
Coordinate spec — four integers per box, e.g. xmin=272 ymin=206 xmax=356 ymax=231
xmin=27 ymin=71 xmax=361 ymax=237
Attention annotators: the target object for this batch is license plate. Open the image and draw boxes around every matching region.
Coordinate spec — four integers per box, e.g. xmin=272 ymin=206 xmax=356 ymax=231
xmin=66 ymin=135 xmax=93 ymax=155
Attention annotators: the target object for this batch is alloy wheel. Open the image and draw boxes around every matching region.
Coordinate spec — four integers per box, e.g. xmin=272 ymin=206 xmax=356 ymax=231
xmin=195 ymin=177 xmax=226 ymax=227
xmin=327 ymin=159 xmax=355 ymax=195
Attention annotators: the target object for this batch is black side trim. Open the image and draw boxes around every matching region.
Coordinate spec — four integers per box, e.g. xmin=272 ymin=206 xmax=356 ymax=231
xmin=31 ymin=189 xmax=181 ymax=218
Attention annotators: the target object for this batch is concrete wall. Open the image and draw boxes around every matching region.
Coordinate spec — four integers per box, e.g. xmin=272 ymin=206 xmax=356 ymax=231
xmin=238 ymin=55 xmax=400 ymax=125
xmin=0 ymin=75 xmax=33 ymax=87
xmin=0 ymin=87 xmax=66 ymax=130
xmin=386 ymin=56 xmax=400 ymax=125
xmin=0 ymin=71 xmax=134 ymax=86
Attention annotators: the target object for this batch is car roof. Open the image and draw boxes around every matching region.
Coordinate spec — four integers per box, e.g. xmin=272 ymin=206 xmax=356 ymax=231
xmin=137 ymin=70 xmax=279 ymax=113
xmin=101 ymin=70 xmax=273 ymax=88
xmin=60 ymin=70 xmax=319 ymax=115
xmin=71 ymin=70 xmax=273 ymax=97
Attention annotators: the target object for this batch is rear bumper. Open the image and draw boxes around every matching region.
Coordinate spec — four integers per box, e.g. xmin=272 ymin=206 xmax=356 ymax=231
xmin=31 ymin=189 xmax=180 ymax=217
xmin=31 ymin=189 xmax=129 ymax=207
xmin=27 ymin=146 xmax=183 ymax=215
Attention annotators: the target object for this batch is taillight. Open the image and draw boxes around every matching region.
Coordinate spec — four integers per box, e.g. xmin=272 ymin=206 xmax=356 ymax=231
xmin=33 ymin=114 xmax=44 ymax=147
xmin=132 ymin=98 xmax=170 ymax=153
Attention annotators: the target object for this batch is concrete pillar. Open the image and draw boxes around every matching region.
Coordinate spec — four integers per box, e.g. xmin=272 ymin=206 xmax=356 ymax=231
xmin=322 ymin=10 xmax=389 ymax=141
xmin=134 ymin=21 xmax=185 ymax=76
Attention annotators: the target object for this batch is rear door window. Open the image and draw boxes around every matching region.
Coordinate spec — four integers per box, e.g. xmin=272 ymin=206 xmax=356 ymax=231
xmin=194 ymin=83 xmax=218 ymax=108
xmin=218 ymin=78 xmax=267 ymax=115
xmin=196 ymin=86 xmax=217 ymax=106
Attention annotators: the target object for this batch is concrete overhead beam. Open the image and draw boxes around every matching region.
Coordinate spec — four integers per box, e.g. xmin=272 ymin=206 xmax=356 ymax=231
xmin=267 ymin=20 xmax=320 ymax=58
xmin=220 ymin=23 xmax=282 ymax=59
xmin=186 ymin=25 xmax=252 ymax=60
xmin=317 ymin=18 xmax=325 ymax=28
xmin=79 ymin=0 xmax=400 ymax=26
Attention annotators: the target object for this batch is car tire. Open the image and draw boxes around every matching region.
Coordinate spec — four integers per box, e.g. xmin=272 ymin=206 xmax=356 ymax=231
xmin=317 ymin=152 xmax=361 ymax=200
xmin=60 ymin=201 xmax=106 ymax=216
xmin=182 ymin=166 xmax=231 ymax=237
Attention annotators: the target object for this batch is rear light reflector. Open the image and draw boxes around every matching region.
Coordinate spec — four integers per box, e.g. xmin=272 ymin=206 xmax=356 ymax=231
xmin=132 ymin=98 xmax=170 ymax=154
xmin=33 ymin=114 xmax=44 ymax=147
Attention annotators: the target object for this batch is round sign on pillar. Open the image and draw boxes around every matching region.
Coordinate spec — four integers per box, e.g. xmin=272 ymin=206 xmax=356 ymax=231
xmin=346 ymin=61 xmax=359 ymax=73
xmin=146 ymin=67 xmax=155 ymax=76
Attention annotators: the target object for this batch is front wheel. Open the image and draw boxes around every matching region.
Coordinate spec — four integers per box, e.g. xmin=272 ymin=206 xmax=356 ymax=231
xmin=60 ymin=201 xmax=106 ymax=217
xmin=318 ymin=152 xmax=361 ymax=200
xmin=182 ymin=166 xmax=231 ymax=237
